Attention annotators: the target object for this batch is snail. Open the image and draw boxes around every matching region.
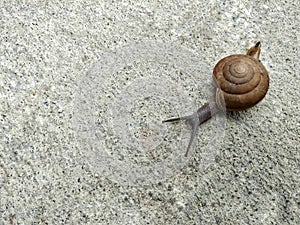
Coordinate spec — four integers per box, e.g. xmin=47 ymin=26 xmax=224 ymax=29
xmin=163 ymin=42 xmax=269 ymax=156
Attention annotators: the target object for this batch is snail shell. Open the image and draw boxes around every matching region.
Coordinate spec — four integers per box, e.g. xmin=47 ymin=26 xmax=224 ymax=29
xmin=213 ymin=47 xmax=269 ymax=111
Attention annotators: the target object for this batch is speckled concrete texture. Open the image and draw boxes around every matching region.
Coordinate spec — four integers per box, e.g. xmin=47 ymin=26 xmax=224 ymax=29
xmin=0 ymin=1 xmax=299 ymax=224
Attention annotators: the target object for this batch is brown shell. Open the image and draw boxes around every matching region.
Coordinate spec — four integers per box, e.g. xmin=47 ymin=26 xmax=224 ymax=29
xmin=213 ymin=54 xmax=269 ymax=111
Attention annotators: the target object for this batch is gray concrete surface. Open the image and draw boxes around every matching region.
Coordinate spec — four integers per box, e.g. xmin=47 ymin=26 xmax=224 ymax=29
xmin=0 ymin=1 xmax=299 ymax=224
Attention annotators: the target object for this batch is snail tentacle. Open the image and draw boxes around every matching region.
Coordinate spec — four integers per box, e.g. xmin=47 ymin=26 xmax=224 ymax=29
xmin=163 ymin=101 xmax=219 ymax=156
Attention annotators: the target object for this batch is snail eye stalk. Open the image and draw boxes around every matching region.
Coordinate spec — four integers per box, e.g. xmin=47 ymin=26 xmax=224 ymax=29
xmin=163 ymin=113 xmax=200 ymax=157
xmin=163 ymin=103 xmax=213 ymax=157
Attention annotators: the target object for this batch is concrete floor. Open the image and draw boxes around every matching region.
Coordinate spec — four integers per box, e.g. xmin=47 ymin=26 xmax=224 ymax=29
xmin=0 ymin=1 xmax=299 ymax=224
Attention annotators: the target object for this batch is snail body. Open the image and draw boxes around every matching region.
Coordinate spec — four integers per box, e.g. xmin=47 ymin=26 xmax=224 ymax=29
xmin=163 ymin=42 xmax=269 ymax=156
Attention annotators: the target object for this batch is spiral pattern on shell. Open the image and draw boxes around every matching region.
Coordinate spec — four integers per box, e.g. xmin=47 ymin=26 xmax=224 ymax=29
xmin=213 ymin=54 xmax=269 ymax=111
